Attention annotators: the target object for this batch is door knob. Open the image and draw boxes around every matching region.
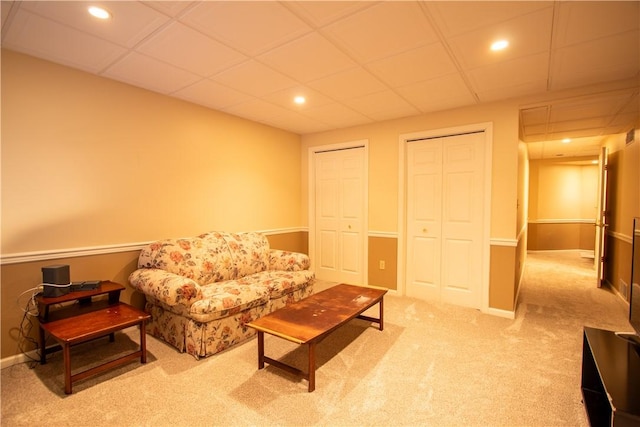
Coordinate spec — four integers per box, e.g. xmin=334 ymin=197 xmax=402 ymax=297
xmin=423 ymin=228 xmax=428 ymax=233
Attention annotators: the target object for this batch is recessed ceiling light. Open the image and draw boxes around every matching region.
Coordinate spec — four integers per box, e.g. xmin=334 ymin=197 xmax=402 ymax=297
xmin=562 ymin=138 xmax=571 ymax=144
xmin=294 ymin=96 xmax=306 ymax=105
xmin=490 ymin=40 xmax=509 ymax=51
xmin=88 ymin=6 xmax=111 ymax=20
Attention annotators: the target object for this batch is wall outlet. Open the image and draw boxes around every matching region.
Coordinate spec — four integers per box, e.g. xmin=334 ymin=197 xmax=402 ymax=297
xmin=379 ymin=260 xmax=385 ymax=270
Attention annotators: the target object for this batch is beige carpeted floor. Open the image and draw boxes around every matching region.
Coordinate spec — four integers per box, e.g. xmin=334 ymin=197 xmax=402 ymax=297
xmin=1 ymin=251 xmax=632 ymax=426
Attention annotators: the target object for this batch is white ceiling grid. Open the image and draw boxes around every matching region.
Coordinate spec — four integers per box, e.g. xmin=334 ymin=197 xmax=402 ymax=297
xmin=1 ymin=0 xmax=639 ymax=158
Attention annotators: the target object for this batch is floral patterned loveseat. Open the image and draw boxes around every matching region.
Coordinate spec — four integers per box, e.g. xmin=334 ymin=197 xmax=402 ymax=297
xmin=128 ymin=231 xmax=314 ymax=358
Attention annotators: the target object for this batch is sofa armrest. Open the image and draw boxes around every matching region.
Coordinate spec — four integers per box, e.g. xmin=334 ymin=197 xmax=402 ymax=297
xmin=268 ymin=249 xmax=310 ymax=271
xmin=128 ymin=268 xmax=202 ymax=307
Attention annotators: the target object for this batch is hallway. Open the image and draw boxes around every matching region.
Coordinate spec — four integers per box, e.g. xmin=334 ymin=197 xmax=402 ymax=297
xmin=519 ymin=250 xmax=630 ymax=333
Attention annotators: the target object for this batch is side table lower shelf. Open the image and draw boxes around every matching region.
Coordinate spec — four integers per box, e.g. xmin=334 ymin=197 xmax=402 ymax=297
xmin=39 ymin=302 xmax=150 ymax=394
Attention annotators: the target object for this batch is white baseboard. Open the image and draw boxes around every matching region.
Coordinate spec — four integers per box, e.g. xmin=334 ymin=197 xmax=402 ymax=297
xmin=1 ymin=349 xmax=39 ymax=370
xmin=484 ymin=306 xmax=516 ymax=319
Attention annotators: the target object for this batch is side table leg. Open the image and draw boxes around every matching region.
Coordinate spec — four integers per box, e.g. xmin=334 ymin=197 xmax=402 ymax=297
xmin=39 ymin=325 xmax=46 ymax=364
xmin=308 ymin=341 xmax=316 ymax=392
xmin=63 ymin=343 xmax=72 ymax=394
xmin=140 ymin=321 xmax=147 ymax=364
xmin=257 ymin=332 xmax=265 ymax=369
xmin=379 ymin=297 xmax=385 ymax=331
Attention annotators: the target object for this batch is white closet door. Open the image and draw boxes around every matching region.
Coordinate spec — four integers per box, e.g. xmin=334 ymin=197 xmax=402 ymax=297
xmin=314 ymin=147 xmax=365 ymax=285
xmin=406 ymin=132 xmax=485 ymax=308
xmin=406 ymin=140 xmax=443 ymax=301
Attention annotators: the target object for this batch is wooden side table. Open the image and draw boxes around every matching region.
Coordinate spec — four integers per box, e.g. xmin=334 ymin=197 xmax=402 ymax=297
xmin=38 ymin=281 xmax=151 ymax=394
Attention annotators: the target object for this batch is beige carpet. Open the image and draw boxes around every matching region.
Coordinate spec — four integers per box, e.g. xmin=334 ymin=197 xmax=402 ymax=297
xmin=1 ymin=251 xmax=632 ymax=426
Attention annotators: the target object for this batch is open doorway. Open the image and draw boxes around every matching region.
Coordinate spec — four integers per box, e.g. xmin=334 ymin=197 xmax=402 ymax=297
xmin=527 ymin=155 xmax=601 ymax=262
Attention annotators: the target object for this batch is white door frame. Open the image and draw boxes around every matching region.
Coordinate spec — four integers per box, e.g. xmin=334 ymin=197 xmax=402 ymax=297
xmin=595 ymin=146 xmax=609 ymax=287
xmin=397 ymin=123 xmax=493 ymax=312
xmin=308 ymin=140 xmax=369 ymax=286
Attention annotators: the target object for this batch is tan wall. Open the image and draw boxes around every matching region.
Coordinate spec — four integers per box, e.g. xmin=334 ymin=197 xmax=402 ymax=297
xmin=603 ymin=132 xmax=640 ymax=298
xmin=527 ymin=157 xmax=598 ymax=251
xmin=1 ymin=50 xmax=303 ymax=255
xmin=265 ymin=232 xmax=308 ymax=255
xmin=528 ymin=223 xmax=596 ymax=251
xmin=367 ymin=237 xmax=398 ymax=290
xmin=489 ymin=245 xmax=516 ymax=311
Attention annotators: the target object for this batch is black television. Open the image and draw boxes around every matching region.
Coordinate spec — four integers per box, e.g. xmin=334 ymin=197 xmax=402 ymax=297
xmin=618 ymin=217 xmax=640 ymax=348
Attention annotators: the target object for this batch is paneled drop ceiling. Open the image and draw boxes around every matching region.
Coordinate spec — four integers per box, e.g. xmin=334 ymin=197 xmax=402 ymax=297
xmin=1 ymin=1 xmax=639 ymax=158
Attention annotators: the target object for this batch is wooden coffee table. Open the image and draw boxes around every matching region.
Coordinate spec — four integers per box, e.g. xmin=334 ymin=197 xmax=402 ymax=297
xmin=247 ymin=283 xmax=387 ymax=392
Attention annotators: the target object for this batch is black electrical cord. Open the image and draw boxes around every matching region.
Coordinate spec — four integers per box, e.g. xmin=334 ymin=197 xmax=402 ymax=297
xmin=18 ymin=297 xmax=41 ymax=368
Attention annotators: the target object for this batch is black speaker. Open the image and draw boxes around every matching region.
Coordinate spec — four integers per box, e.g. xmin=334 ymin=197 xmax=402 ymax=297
xmin=42 ymin=264 xmax=70 ymax=297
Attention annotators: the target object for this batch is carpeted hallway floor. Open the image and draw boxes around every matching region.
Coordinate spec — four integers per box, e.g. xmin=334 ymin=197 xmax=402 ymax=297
xmin=1 ymin=251 xmax=632 ymax=426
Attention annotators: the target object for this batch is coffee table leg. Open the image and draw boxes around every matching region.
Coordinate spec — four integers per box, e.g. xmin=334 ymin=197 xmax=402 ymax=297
xmin=257 ymin=331 xmax=265 ymax=369
xmin=379 ymin=297 xmax=384 ymax=331
xmin=308 ymin=341 xmax=316 ymax=392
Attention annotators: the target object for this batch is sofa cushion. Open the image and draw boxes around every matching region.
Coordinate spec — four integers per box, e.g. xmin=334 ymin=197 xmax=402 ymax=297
xmin=138 ymin=236 xmax=235 ymax=285
xmin=189 ymin=282 xmax=270 ymax=323
xmin=236 ymin=270 xmax=316 ymax=299
xmin=216 ymin=231 xmax=270 ymax=277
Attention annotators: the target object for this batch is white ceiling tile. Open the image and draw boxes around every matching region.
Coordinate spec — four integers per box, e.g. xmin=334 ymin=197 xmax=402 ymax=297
xmin=258 ymin=32 xmax=357 ymax=82
xmin=137 ymin=22 xmax=247 ymax=77
xmin=550 ymin=31 xmax=640 ymax=91
xmin=323 ymin=2 xmax=438 ymax=63
xmin=103 ymin=52 xmax=201 ymax=94
xmin=554 ymin=1 xmax=640 ymax=48
xmin=522 ymin=124 xmax=549 ymax=139
xmin=367 ymin=43 xmax=458 ymax=88
xmin=2 ymin=9 xmax=127 ymax=73
xmin=180 ymin=1 xmax=311 ymax=56
xmin=426 ymin=1 xmax=552 ymax=38
xmin=550 ymin=117 xmax=611 ymax=133
xmin=141 ymin=1 xmax=195 ymax=17
xmin=343 ymin=90 xmax=420 ymax=121
xmin=284 ymin=1 xmax=376 ymax=28
xmin=395 ymin=74 xmax=476 ymax=113
xmin=262 ymin=114 xmax=330 ymax=134
xmin=224 ymin=98 xmax=329 ymax=133
xmin=307 ymin=67 xmax=387 ymax=101
xmin=608 ymin=111 xmax=638 ymax=131
xmin=19 ymin=1 xmax=171 ymax=48
xmin=224 ymin=98 xmax=294 ymax=120
xmin=302 ymin=102 xmax=373 ymax=128
xmin=476 ymin=81 xmax=549 ymax=104
xmin=448 ymin=7 xmax=554 ymax=70
xmin=520 ymin=105 xmax=549 ymax=123
xmin=549 ymin=94 xmax=630 ymax=123
xmin=467 ymin=53 xmax=549 ymax=99
xmin=2 ymin=1 xmax=15 ymax=27
xmin=211 ymin=60 xmax=298 ymax=97
xmin=173 ymin=79 xmax=254 ymax=111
